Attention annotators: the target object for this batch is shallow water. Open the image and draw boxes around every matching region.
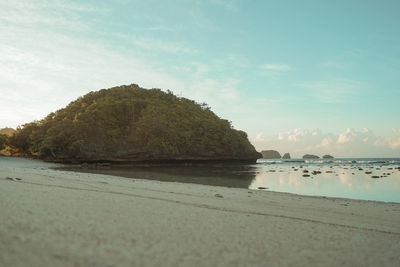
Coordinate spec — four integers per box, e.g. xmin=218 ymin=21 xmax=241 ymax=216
xmin=251 ymin=158 xmax=400 ymax=203
xmin=2 ymin=156 xmax=399 ymax=203
xmin=0 ymin=156 xmax=60 ymax=169
xmin=59 ymin=158 xmax=400 ymax=203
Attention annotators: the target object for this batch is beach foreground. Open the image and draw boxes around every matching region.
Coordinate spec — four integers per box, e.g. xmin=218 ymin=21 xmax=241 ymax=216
xmin=1 ymin=158 xmax=400 ymax=266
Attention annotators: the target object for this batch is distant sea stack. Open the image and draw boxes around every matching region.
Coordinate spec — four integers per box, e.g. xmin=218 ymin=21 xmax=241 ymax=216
xmin=7 ymin=84 xmax=261 ymax=163
xmin=261 ymin=150 xmax=281 ymax=159
xmin=302 ymin=154 xmax=320 ymax=159
xmin=322 ymin=154 xmax=334 ymax=159
xmin=282 ymin=153 xmax=291 ymax=159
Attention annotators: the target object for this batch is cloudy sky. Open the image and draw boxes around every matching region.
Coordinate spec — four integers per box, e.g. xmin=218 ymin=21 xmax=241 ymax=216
xmin=1 ymin=0 xmax=399 ymax=157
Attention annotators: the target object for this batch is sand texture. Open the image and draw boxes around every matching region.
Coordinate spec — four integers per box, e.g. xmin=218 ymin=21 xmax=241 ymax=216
xmin=1 ymin=157 xmax=400 ymax=266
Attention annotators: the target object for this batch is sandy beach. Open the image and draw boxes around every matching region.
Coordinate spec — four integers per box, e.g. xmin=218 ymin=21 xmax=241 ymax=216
xmin=1 ymin=157 xmax=400 ymax=266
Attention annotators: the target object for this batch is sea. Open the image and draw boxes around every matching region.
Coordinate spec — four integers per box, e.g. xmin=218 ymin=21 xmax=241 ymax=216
xmin=61 ymin=158 xmax=400 ymax=203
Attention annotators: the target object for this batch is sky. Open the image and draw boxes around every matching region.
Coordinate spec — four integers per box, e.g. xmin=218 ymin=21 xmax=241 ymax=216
xmin=1 ymin=0 xmax=399 ymax=157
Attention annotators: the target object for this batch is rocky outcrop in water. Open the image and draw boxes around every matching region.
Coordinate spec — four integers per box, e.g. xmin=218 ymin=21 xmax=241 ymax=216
xmin=322 ymin=154 xmax=334 ymax=159
xmin=261 ymin=150 xmax=281 ymax=159
xmin=282 ymin=153 xmax=291 ymax=159
xmin=302 ymin=154 xmax=320 ymax=159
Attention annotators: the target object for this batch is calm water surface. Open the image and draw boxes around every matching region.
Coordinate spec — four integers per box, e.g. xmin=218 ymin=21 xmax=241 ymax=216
xmin=62 ymin=158 xmax=400 ymax=203
xmin=251 ymin=158 xmax=400 ymax=203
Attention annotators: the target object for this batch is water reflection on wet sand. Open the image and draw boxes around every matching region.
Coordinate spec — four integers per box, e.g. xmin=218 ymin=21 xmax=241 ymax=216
xmin=250 ymin=165 xmax=400 ymax=202
xmin=61 ymin=164 xmax=257 ymax=189
xmin=61 ymin=162 xmax=400 ymax=202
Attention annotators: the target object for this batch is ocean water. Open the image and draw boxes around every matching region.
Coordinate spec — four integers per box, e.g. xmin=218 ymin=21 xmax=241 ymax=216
xmin=60 ymin=158 xmax=400 ymax=203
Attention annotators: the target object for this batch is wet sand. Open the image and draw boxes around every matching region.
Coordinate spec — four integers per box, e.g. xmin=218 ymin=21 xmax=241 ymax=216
xmin=1 ymin=157 xmax=400 ymax=266
xmin=61 ymin=161 xmax=400 ymax=202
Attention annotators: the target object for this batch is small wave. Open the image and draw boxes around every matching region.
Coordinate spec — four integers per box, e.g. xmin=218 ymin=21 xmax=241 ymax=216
xmin=305 ymin=160 xmax=324 ymax=164
xmin=256 ymin=158 xmax=400 ymax=166
xmin=256 ymin=159 xmax=283 ymax=164
xmin=355 ymin=160 xmax=398 ymax=164
xmin=332 ymin=160 xmax=355 ymax=164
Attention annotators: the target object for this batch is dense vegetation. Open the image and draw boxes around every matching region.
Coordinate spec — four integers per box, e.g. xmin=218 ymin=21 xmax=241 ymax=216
xmin=0 ymin=134 xmax=7 ymax=150
xmin=0 ymin=127 xmax=15 ymax=136
xmin=0 ymin=128 xmax=15 ymax=152
xmin=8 ymin=84 xmax=261 ymax=162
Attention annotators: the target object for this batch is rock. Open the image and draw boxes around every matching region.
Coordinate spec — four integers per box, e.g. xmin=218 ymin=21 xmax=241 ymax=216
xmin=365 ymin=171 xmax=372 ymax=174
xmin=322 ymin=154 xmax=334 ymax=159
xmin=214 ymin=194 xmax=223 ymax=198
xmin=371 ymin=176 xmax=380 ymax=179
xmin=282 ymin=153 xmax=291 ymax=159
xmin=302 ymin=154 xmax=320 ymax=159
xmin=302 ymin=174 xmax=310 ymax=177
xmin=312 ymin=170 xmax=321 ymax=175
xmin=261 ymin=150 xmax=281 ymax=159
xmin=302 ymin=170 xmax=309 ymax=173
xmin=257 ymin=187 xmax=268 ymax=190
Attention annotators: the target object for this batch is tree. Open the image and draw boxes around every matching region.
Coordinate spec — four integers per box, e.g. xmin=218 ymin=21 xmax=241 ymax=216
xmin=0 ymin=134 xmax=7 ymax=150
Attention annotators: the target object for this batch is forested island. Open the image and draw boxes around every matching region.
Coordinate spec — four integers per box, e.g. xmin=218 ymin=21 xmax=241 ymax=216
xmin=6 ymin=84 xmax=261 ymax=163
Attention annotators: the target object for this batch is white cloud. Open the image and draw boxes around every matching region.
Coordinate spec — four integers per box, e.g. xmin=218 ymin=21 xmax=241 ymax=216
xmin=251 ymin=128 xmax=400 ymax=158
xmin=0 ymin=0 xmax=255 ymax=129
xmin=375 ymin=129 xmax=400 ymax=150
xmin=0 ymin=0 xmax=197 ymax=128
xmin=318 ymin=136 xmax=334 ymax=149
xmin=337 ymin=128 xmax=356 ymax=144
xmin=390 ymin=138 xmax=400 ymax=149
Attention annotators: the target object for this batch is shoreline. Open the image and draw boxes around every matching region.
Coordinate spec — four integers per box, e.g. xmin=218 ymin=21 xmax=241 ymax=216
xmin=57 ymin=156 xmax=400 ymax=203
xmin=2 ymin=155 xmax=400 ymax=203
xmin=57 ymin=167 xmax=400 ymax=205
xmin=1 ymin=157 xmax=400 ymax=266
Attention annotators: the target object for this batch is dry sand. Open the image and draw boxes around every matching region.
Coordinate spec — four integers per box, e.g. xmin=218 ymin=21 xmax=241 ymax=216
xmin=1 ymin=157 xmax=400 ymax=267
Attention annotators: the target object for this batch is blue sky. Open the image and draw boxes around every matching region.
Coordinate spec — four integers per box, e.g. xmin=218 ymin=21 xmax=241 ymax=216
xmin=1 ymin=0 xmax=399 ymax=157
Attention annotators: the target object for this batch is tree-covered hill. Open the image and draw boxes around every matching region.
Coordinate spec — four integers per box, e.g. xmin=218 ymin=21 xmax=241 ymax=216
xmin=8 ymin=84 xmax=261 ymax=163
